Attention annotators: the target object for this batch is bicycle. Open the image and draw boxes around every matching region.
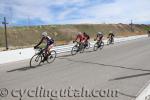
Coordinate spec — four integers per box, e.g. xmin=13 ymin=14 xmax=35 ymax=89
xmin=93 ymin=40 xmax=104 ymax=51
xmin=84 ymin=41 xmax=90 ymax=49
xmin=71 ymin=41 xmax=85 ymax=55
xmin=107 ymin=37 xmax=114 ymax=45
xmin=30 ymin=47 xmax=56 ymax=67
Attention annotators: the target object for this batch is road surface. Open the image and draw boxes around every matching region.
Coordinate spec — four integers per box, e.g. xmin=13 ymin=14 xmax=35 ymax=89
xmin=0 ymin=37 xmax=150 ymax=100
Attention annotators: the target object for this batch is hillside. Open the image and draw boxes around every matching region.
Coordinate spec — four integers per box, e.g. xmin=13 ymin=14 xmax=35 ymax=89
xmin=0 ymin=24 xmax=149 ymax=50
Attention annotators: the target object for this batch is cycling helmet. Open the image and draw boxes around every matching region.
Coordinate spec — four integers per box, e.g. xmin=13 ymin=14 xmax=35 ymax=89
xmin=83 ymin=32 xmax=86 ymax=35
xmin=78 ymin=32 xmax=82 ymax=35
xmin=42 ymin=32 xmax=48 ymax=37
xmin=98 ymin=32 xmax=102 ymax=35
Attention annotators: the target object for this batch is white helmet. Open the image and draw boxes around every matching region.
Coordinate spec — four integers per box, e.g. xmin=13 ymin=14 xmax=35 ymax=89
xmin=98 ymin=32 xmax=102 ymax=35
xmin=42 ymin=32 xmax=47 ymax=37
xmin=78 ymin=32 xmax=82 ymax=35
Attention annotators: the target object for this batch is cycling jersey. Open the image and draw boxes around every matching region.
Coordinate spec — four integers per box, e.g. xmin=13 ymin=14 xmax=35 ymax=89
xmin=96 ymin=34 xmax=103 ymax=41
xmin=75 ymin=34 xmax=84 ymax=42
xmin=46 ymin=36 xmax=54 ymax=45
xmin=83 ymin=34 xmax=90 ymax=41
xmin=108 ymin=33 xmax=114 ymax=38
xmin=35 ymin=36 xmax=54 ymax=47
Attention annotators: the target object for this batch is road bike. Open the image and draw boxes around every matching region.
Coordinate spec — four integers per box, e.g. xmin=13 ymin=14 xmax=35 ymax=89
xmin=71 ymin=41 xmax=85 ymax=55
xmin=84 ymin=41 xmax=90 ymax=49
xmin=30 ymin=47 xmax=56 ymax=67
xmin=93 ymin=40 xmax=104 ymax=51
xmin=107 ymin=37 xmax=114 ymax=45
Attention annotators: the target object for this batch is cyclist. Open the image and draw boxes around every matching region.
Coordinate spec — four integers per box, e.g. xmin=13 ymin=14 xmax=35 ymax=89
xmin=94 ymin=32 xmax=103 ymax=43
xmin=34 ymin=32 xmax=54 ymax=62
xmin=83 ymin=32 xmax=90 ymax=48
xmin=73 ymin=32 xmax=84 ymax=43
xmin=108 ymin=31 xmax=115 ymax=43
xmin=148 ymin=30 xmax=150 ymax=37
xmin=73 ymin=32 xmax=85 ymax=51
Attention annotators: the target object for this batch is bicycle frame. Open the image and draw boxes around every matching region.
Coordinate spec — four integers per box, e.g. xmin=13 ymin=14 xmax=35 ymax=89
xmin=75 ymin=41 xmax=84 ymax=52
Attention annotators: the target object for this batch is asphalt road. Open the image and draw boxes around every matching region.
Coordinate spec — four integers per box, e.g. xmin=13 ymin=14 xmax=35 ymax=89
xmin=0 ymin=37 xmax=150 ymax=100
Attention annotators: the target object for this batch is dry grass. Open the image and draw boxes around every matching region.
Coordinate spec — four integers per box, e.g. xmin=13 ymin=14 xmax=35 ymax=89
xmin=0 ymin=24 xmax=149 ymax=50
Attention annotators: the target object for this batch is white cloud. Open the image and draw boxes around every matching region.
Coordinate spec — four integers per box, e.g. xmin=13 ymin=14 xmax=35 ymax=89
xmin=0 ymin=0 xmax=150 ymax=25
xmin=74 ymin=0 xmax=150 ymax=24
xmin=0 ymin=0 xmax=54 ymax=24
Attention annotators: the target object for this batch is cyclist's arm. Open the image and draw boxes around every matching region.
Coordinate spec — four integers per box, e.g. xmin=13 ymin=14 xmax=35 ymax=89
xmin=87 ymin=35 xmax=90 ymax=40
xmin=74 ymin=35 xmax=79 ymax=41
xmin=35 ymin=37 xmax=44 ymax=47
xmin=112 ymin=34 xmax=115 ymax=37
xmin=95 ymin=34 xmax=98 ymax=40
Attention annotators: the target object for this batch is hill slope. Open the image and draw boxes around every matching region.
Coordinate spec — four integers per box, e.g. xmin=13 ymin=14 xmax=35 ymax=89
xmin=0 ymin=24 xmax=149 ymax=49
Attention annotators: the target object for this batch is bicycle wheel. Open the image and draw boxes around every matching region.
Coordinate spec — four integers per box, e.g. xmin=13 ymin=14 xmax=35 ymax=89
xmin=99 ymin=42 xmax=104 ymax=49
xmin=47 ymin=50 xmax=56 ymax=63
xmin=30 ymin=54 xmax=42 ymax=67
xmin=71 ymin=45 xmax=78 ymax=55
xmin=93 ymin=42 xmax=99 ymax=51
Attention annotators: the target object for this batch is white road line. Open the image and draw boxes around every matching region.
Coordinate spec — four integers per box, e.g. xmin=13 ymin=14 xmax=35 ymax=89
xmin=135 ymin=80 xmax=150 ymax=100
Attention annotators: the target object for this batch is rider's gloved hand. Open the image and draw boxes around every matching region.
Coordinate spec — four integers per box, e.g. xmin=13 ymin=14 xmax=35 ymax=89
xmin=73 ymin=41 xmax=75 ymax=43
xmin=94 ymin=39 xmax=96 ymax=41
xmin=34 ymin=46 xmax=37 ymax=49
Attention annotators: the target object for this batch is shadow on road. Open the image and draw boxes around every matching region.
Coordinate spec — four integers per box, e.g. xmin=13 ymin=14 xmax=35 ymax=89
xmin=7 ymin=66 xmax=35 ymax=72
xmin=6 ymin=50 xmax=95 ymax=73
xmin=60 ymin=50 xmax=95 ymax=57
xmin=109 ymin=72 xmax=150 ymax=81
xmin=7 ymin=65 xmax=43 ymax=72
xmin=118 ymin=91 xmax=136 ymax=98
xmin=58 ymin=57 xmax=150 ymax=81
xmin=58 ymin=57 xmax=150 ymax=72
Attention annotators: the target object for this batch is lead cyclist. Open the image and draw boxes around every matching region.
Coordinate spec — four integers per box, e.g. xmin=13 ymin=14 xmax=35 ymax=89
xmin=34 ymin=32 xmax=54 ymax=62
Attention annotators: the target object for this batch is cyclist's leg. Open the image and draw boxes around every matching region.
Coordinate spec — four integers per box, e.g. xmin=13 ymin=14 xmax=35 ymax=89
xmin=41 ymin=45 xmax=49 ymax=62
xmin=78 ymin=42 xmax=82 ymax=50
xmin=111 ymin=36 xmax=114 ymax=43
xmin=96 ymin=39 xmax=101 ymax=47
xmin=85 ymin=40 xmax=88 ymax=46
xmin=87 ymin=39 xmax=90 ymax=47
xmin=79 ymin=41 xmax=84 ymax=50
xmin=83 ymin=40 xmax=87 ymax=48
xmin=47 ymin=44 xmax=54 ymax=54
xmin=99 ymin=40 xmax=102 ymax=46
xmin=82 ymin=41 xmax=85 ymax=48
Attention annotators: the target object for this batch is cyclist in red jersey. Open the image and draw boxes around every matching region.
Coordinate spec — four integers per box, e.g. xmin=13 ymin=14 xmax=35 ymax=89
xmin=73 ymin=32 xmax=85 ymax=51
xmin=73 ymin=32 xmax=84 ymax=43
xmin=83 ymin=32 xmax=90 ymax=48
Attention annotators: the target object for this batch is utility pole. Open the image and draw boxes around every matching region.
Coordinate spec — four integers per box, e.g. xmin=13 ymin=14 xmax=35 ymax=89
xmin=2 ymin=17 xmax=9 ymax=50
xmin=130 ymin=20 xmax=134 ymax=32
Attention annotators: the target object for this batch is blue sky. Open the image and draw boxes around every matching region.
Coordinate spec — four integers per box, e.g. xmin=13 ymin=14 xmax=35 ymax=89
xmin=0 ymin=0 xmax=150 ymax=26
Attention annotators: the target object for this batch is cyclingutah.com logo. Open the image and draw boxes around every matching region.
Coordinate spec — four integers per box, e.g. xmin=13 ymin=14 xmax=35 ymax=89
xmin=0 ymin=86 xmax=119 ymax=100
